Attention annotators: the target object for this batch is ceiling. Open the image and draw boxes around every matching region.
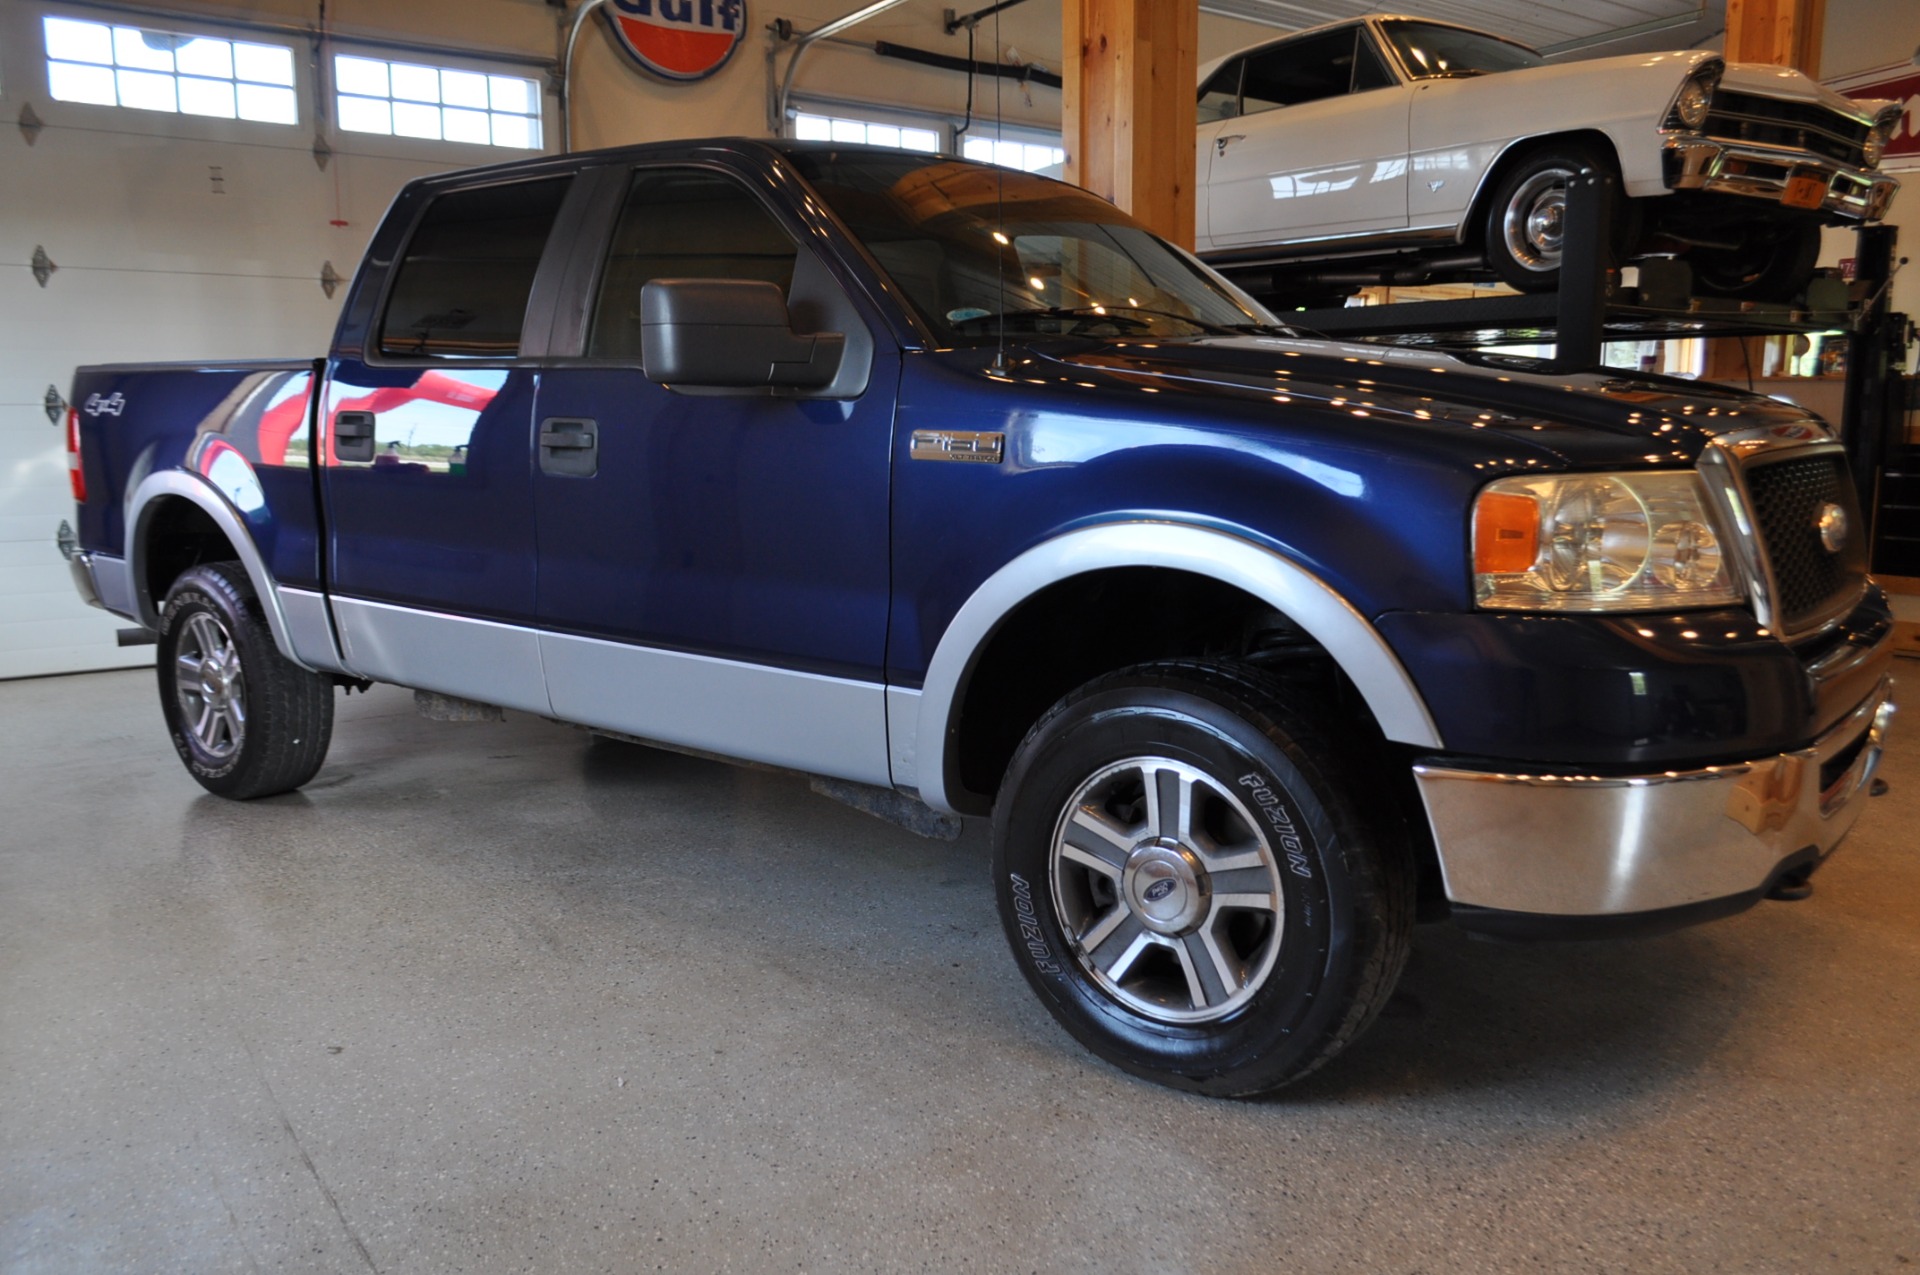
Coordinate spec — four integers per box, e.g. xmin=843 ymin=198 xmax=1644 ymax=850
xmin=1197 ymin=0 xmax=1726 ymax=57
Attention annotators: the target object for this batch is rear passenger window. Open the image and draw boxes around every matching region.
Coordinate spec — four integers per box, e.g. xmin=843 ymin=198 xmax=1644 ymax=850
xmin=588 ymin=168 xmax=799 ymax=359
xmin=377 ymin=176 xmax=570 ymax=359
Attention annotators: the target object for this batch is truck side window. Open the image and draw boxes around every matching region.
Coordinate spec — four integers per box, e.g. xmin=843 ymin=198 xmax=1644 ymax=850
xmin=588 ymin=168 xmax=800 ymax=360
xmin=377 ymin=176 xmax=571 ymax=360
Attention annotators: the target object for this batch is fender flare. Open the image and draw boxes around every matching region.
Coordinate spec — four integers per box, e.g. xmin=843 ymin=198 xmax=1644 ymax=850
xmin=125 ymin=469 xmax=313 ymax=671
xmin=906 ymin=520 xmax=1444 ymax=815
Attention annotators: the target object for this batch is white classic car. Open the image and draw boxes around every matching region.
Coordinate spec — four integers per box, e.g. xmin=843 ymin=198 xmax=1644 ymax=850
xmin=1194 ymin=14 xmax=1902 ymax=303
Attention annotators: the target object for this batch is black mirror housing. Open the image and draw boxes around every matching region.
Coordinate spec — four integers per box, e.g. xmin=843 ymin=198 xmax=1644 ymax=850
xmin=640 ymin=279 xmax=845 ymax=390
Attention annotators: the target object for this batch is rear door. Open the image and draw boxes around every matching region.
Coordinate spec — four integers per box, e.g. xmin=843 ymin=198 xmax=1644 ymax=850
xmin=320 ymin=170 xmax=580 ymax=712
xmin=527 ymin=163 xmax=898 ymax=783
xmin=1206 ymin=26 xmax=1412 ymax=246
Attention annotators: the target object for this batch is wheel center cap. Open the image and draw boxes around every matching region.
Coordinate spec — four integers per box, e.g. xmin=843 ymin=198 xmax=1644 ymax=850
xmin=1123 ymin=841 xmax=1210 ymax=935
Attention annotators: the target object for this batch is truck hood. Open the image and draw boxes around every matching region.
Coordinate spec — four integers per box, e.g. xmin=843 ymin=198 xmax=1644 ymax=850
xmin=1030 ymin=334 xmax=1829 ymax=468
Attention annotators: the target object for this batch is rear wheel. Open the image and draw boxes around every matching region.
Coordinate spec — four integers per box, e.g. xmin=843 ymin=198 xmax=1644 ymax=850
xmin=1689 ymin=221 xmax=1823 ymax=302
xmin=157 ymin=561 xmax=333 ymax=798
xmin=990 ymin=660 xmax=1414 ymax=1096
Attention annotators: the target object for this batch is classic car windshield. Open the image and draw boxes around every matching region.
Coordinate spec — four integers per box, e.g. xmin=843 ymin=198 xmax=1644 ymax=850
xmin=784 ymin=148 xmax=1278 ymax=344
xmin=1381 ymin=21 xmax=1542 ymax=78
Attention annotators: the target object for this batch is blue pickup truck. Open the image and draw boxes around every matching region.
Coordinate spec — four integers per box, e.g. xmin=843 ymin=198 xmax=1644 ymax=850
xmin=63 ymin=139 xmax=1896 ymax=1095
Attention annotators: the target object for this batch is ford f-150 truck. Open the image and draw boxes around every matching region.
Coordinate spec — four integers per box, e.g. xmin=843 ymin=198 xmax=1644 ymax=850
xmin=62 ymin=139 xmax=1896 ymax=1096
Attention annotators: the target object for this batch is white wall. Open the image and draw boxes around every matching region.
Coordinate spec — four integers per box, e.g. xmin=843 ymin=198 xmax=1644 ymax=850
xmin=1816 ymin=0 xmax=1920 ymax=328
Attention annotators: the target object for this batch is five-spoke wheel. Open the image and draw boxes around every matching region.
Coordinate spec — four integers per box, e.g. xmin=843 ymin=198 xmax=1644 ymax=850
xmin=156 ymin=561 xmax=333 ymax=798
xmin=993 ymin=661 xmax=1414 ymax=1097
xmin=172 ymin=611 xmax=247 ymax=761
xmin=1051 ymin=756 xmax=1284 ymax=1023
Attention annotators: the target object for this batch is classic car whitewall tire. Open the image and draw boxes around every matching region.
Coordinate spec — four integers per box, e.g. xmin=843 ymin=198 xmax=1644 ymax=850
xmin=157 ymin=562 xmax=334 ymax=799
xmin=990 ymin=660 xmax=1415 ymax=1096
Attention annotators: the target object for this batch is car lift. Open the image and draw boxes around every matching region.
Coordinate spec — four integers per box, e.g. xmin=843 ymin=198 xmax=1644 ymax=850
xmin=1211 ymin=170 xmax=1916 ymax=578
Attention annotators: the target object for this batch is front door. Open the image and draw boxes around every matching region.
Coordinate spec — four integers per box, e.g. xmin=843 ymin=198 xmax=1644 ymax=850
xmin=529 ymin=164 xmax=898 ymax=784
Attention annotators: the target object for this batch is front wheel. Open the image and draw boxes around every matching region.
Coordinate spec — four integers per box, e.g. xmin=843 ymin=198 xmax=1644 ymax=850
xmin=990 ymin=661 xmax=1414 ymax=1096
xmin=157 ymin=561 xmax=334 ymax=798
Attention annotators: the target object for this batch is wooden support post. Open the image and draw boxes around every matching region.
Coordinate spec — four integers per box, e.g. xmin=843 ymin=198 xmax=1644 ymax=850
xmin=1724 ymin=0 xmax=1824 ymax=74
xmin=1061 ymin=0 xmax=1198 ymax=248
xmin=1702 ymin=0 xmax=1824 ymax=380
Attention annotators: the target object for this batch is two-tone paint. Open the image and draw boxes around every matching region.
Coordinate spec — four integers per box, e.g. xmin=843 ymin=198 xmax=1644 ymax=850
xmin=67 ymin=138 xmax=1895 ymax=929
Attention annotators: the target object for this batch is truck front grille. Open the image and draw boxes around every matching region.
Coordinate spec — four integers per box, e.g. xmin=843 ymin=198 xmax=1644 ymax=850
xmin=1743 ymin=451 xmax=1868 ymax=635
xmin=1704 ymin=91 xmax=1871 ymax=168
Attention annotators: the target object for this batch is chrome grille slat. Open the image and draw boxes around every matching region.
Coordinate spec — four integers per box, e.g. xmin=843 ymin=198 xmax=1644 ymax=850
xmin=1703 ymin=91 xmax=1870 ymax=167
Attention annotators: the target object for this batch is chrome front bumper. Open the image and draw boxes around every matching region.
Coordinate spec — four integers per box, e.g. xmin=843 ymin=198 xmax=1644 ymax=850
xmin=1663 ymin=137 xmax=1899 ymax=221
xmin=1414 ymin=676 xmax=1895 ymax=921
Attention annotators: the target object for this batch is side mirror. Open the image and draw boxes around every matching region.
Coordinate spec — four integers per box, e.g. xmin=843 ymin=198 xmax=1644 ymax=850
xmin=640 ymin=279 xmax=845 ymax=390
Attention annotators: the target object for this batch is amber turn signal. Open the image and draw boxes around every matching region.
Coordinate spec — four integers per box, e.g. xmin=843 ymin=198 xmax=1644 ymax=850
xmin=1474 ymin=491 xmax=1538 ymax=574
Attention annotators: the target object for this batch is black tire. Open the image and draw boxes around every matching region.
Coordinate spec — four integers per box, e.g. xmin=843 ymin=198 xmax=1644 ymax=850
xmin=156 ymin=561 xmax=333 ymax=798
xmin=990 ymin=660 xmax=1414 ymax=1096
xmin=1689 ymin=221 xmax=1823 ymax=303
xmin=1481 ymin=142 xmax=1625 ymax=292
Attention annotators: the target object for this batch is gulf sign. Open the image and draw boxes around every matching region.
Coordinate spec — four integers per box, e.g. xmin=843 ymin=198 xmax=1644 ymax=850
xmin=604 ymin=0 xmax=746 ymax=82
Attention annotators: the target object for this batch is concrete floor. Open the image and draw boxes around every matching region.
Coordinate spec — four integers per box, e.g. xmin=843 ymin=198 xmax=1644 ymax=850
xmin=1 ymin=669 xmax=1916 ymax=1274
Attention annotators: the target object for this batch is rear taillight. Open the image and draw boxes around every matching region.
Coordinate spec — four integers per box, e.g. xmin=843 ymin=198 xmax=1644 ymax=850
xmin=67 ymin=405 xmax=86 ymax=502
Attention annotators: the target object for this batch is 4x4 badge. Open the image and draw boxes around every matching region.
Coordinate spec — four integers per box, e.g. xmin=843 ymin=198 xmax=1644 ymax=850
xmin=1816 ymin=502 xmax=1848 ymax=553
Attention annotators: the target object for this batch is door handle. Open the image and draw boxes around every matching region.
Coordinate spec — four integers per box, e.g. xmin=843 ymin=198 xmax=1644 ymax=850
xmin=335 ymin=410 xmax=375 ymax=463
xmin=538 ymin=417 xmax=598 ymax=478
xmin=1216 ymin=133 xmax=1246 ymax=156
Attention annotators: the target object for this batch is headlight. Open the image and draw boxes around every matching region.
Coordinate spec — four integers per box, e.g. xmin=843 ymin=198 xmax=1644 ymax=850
xmin=1673 ymin=77 xmax=1713 ymax=130
xmin=1473 ymin=472 xmax=1743 ymax=611
xmin=1864 ymin=123 xmax=1891 ymax=167
xmin=1667 ymin=65 xmax=1720 ymax=131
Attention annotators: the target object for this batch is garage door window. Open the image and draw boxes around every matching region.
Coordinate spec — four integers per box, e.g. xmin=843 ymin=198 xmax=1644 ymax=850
xmin=43 ymin=15 xmax=298 ymax=124
xmin=335 ymin=54 xmax=543 ymax=149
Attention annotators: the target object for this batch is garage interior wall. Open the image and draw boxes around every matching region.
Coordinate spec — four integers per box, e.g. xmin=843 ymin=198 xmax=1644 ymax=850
xmin=0 ymin=0 xmax=1274 ymax=681
xmin=2 ymin=1 xmax=1907 ymax=682
xmin=1817 ymin=0 xmax=1920 ymax=324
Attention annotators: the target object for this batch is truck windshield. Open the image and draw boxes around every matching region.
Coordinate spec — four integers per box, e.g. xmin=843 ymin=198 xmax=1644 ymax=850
xmin=783 ymin=148 xmax=1279 ymax=345
xmin=1379 ymin=21 xmax=1542 ymax=78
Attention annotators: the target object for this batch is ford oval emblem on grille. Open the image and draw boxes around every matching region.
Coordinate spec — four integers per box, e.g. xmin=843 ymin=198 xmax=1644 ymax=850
xmin=1816 ymin=502 xmax=1848 ymax=553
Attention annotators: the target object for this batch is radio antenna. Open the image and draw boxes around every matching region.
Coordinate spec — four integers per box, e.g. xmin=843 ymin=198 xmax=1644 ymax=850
xmin=991 ymin=4 xmax=1008 ymax=374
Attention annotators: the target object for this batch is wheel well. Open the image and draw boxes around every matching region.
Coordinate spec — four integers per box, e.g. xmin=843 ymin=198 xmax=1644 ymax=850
xmin=1465 ymin=129 xmax=1622 ymax=246
xmin=945 ymin=566 xmax=1445 ymax=909
xmin=142 ymin=497 xmax=241 ymax=613
xmin=948 ymin=567 xmax=1340 ymax=800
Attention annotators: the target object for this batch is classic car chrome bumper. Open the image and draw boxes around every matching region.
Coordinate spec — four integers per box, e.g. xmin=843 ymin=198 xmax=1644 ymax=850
xmin=1414 ymin=674 xmax=1895 ymax=927
xmin=1663 ymin=136 xmax=1898 ymax=221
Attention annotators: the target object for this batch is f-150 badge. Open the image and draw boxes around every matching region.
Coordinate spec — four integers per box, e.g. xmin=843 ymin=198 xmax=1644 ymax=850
xmin=910 ymin=430 xmax=1004 ymax=464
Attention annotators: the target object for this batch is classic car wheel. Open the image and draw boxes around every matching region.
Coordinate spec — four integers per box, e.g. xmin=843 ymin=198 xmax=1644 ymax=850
xmin=1483 ymin=144 xmax=1617 ymax=292
xmin=157 ymin=561 xmax=333 ymax=798
xmin=990 ymin=660 xmax=1414 ymax=1096
xmin=1689 ymin=222 xmax=1824 ymax=303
